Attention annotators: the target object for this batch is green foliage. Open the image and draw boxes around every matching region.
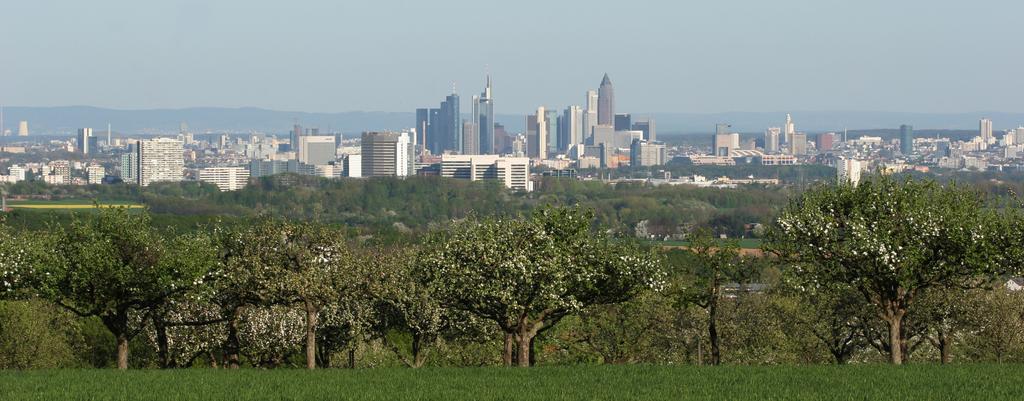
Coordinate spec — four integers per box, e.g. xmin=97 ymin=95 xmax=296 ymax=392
xmin=0 ymin=299 xmax=83 ymax=369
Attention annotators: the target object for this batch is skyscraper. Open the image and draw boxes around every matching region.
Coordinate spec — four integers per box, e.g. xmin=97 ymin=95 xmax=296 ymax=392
xmin=614 ymin=114 xmax=632 ymax=131
xmin=583 ymin=90 xmax=598 ymax=142
xmin=462 ymin=121 xmax=478 ymax=155
xmin=631 ymin=119 xmax=656 ymax=142
xmin=137 ymin=138 xmax=184 ymax=187
xmin=120 ymin=144 xmax=138 ymax=183
xmin=713 ymin=124 xmax=736 ymax=156
xmin=535 ymin=107 xmax=548 ymax=160
xmin=791 ymin=133 xmax=808 ymax=155
xmin=980 ymin=118 xmax=993 ymax=144
xmin=764 ymin=127 xmax=781 ymax=153
xmin=544 ymin=108 xmax=558 ymax=155
xmin=562 ymin=106 xmax=584 ymax=151
xmin=441 ymin=93 xmax=460 ymax=153
xmin=474 ymin=76 xmax=495 ymax=154
xmin=77 ymin=128 xmax=94 ymax=155
xmin=418 ymin=92 xmax=460 ymax=155
xmin=18 ymin=121 xmax=28 ymax=137
xmin=784 ymin=114 xmax=795 ymax=145
xmin=597 ymin=74 xmax=615 ymax=126
xmin=290 ymin=123 xmax=303 ymax=152
xmin=415 ymin=108 xmax=430 ymax=155
xmin=817 ymin=132 xmax=836 ymax=152
xmin=899 ymin=125 xmax=914 ymax=155
xmin=361 ymin=132 xmax=413 ymax=177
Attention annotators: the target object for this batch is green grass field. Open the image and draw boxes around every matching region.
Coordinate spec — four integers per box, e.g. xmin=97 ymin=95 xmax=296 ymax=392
xmin=0 ymin=364 xmax=1019 ymax=400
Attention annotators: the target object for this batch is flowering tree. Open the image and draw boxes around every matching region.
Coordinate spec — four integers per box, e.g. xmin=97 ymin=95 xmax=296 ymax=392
xmin=269 ymin=221 xmax=358 ymax=370
xmin=422 ymin=206 xmax=665 ymax=367
xmin=0 ymin=220 xmax=41 ymax=299
xmin=766 ymin=175 xmax=1009 ymax=364
xmin=238 ymin=305 xmax=305 ymax=368
xmin=34 ymin=207 xmax=214 ymax=369
xmin=369 ymin=246 xmax=484 ymax=368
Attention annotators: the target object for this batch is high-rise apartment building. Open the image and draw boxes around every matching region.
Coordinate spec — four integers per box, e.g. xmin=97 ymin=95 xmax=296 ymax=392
xmin=18 ymin=121 xmax=28 ymax=136
xmin=980 ymin=118 xmax=993 ymax=144
xmin=361 ymin=131 xmax=413 ymax=177
xmin=198 ymin=167 xmax=250 ymax=191
xmin=86 ymin=165 xmax=105 ymax=185
xmin=297 ymin=135 xmax=337 ymax=165
xmin=899 ymin=125 xmax=914 ymax=155
xmin=137 ymin=138 xmax=184 ymax=186
xmin=837 ymin=158 xmax=863 ymax=186
xmin=439 ymin=155 xmax=532 ymax=191
xmin=120 ymin=145 xmax=138 ymax=183
xmin=597 ymin=74 xmax=615 ymax=126
xmin=47 ymin=160 xmax=71 ymax=185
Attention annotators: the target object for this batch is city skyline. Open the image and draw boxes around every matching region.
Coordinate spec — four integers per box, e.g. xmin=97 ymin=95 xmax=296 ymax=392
xmin=2 ymin=1 xmax=1024 ymax=114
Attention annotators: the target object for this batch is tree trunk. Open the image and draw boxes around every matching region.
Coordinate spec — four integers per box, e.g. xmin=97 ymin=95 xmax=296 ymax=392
xmin=696 ymin=334 xmax=703 ymax=366
xmin=503 ymin=333 xmax=515 ymax=367
xmin=116 ymin=333 xmax=129 ymax=370
xmin=208 ymin=351 xmax=219 ymax=368
xmin=937 ymin=330 xmax=952 ymax=365
xmin=885 ymin=308 xmax=905 ymax=365
xmin=225 ymin=308 xmax=241 ymax=369
xmin=154 ymin=316 xmax=172 ymax=369
xmin=304 ymin=302 xmax=318 ymax=370
xmin=347 ymin=348 xmax=356 ymax=369
xmin=411 ymin=333 xmax=424 ymax=368
xmin=708 ymin=299 xmax=721 ymax=366
xmin=517 ymin=332 xmax=532 ymax=368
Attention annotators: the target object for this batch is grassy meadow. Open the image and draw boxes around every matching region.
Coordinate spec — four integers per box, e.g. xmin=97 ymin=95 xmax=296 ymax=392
xmin=1 ymin=364 xmax=1020 ymax=401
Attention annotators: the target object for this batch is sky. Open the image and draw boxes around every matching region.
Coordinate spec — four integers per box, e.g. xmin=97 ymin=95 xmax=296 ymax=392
xmin=2 ymin=0 xmax=1023 ymax=114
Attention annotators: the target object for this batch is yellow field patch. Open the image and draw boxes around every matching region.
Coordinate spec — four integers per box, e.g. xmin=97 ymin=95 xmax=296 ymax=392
xmin=7 ymin=204 xmax=144 ymax=209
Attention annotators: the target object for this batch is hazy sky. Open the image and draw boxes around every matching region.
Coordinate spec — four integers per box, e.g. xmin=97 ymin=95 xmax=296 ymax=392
xmin=2 ymin=0 xmax=1022 ymax=114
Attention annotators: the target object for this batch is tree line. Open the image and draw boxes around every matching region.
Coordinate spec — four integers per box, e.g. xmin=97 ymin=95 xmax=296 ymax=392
xmin=1 ymin=174 xmax=1023 ymax=369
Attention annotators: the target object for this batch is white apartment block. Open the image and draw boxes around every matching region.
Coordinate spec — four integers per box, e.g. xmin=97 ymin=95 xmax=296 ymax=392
xmin=198 ymin=167 xmax=250 ymax=191
xmin=440 ymin=155 xmax=532 ymax=191
xmin=138 ymin=138 xmax=184 ymax=187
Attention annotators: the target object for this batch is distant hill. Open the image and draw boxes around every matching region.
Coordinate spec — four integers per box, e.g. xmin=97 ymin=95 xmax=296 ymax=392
xmin=2 ymin=106 xmax=1022 ymax=136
